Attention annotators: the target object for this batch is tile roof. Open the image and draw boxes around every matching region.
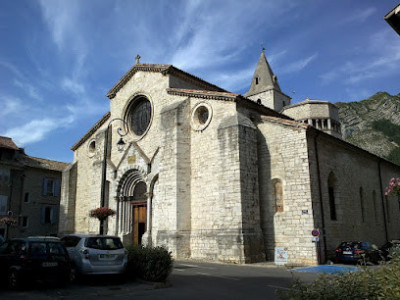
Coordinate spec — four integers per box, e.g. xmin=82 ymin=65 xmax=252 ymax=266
xmin=167 ymin=88 xmax=239 ymax=100
xmin=166 ymin=88 xmax=290 ymax=119
xmin=106 ymin=63 xmax=226 ymax=99
xmin=260 ymin=116 xmax=309 ymax=130
xmin=23 ymin=156 xmax=70 ymax=172
xmin=0 ymin=136 xmax=20 ymax=150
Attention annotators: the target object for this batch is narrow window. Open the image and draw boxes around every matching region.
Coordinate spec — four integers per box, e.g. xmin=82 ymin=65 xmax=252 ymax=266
xmin=360 ymin=187 xmax=365 ymax=222
xmin=272 ymin=179 xmax=283 ymax=212
xmin=328 ymin=172 xmax=337 ymax=220
xmin=372 ymin=190 xmax=378 ymax=223
xmin=45 ymin=207 xmax=52 ymax=224
xmin=20 ymin=216 xmax=28 ymax=227
xmin=255 ymin=77 xmax=259 ymax=85
xmin=24 ymin=193 xmax=30 ymax=203
xmin=385 ymin=196 xmax=391 ymax=223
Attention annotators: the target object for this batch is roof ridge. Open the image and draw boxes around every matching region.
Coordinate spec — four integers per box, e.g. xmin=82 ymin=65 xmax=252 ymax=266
xmin=27 ymin=155 xmax=70 ymax=165
xmin=106 ymin=63 xmax=226 ymax=99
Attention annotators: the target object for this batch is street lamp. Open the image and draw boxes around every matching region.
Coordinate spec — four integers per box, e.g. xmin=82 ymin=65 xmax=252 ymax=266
xmin=99 ymin=118 xmax=129 ymax=235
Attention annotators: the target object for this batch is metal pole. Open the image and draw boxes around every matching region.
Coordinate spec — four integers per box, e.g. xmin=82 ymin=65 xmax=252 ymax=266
xmin=99 ymin=118 xmax=129 ymax=235
xmin=99 ymin=126 xmax=109 ymax=235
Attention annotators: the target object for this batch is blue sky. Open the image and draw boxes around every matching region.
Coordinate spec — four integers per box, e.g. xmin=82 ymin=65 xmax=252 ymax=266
xmin=1 ymin=0 xmax=400 ymax=163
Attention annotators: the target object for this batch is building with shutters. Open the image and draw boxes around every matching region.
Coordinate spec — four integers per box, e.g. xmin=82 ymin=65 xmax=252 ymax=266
xmin=60 ymin=51 xmax=400 ymax=265
xmin=0 ymin=136 xmax=69 ymax=239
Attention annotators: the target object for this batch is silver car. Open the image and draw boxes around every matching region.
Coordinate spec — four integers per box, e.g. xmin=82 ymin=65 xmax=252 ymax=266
xmin=60 ymin=234 xmax=128 ymax=276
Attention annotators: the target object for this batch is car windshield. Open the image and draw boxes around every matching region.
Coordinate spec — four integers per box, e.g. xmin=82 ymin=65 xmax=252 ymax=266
xmin=85 ymin=237 xmax=123 ymax=250
xmin=339 ymin=242 xmax=359 ymax=248
xmin=29 ymin=242 xmax=67 ymax=256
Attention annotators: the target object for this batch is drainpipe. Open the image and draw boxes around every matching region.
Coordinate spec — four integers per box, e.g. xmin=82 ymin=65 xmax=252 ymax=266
xmin=313 ymin=132 xmax=328 ymax=263
xmin=378 ymin=160 xmax=389 ymax=241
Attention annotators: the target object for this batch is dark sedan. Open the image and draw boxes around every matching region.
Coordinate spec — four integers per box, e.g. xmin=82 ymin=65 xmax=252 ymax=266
xmin=0 ymin=237 xmax=73 ymax=289
xmin=335 ymin=241 xmax=383 ymax=264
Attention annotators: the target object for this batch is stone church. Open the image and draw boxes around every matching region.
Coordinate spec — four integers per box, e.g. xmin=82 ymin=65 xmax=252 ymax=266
xmin=60 ymin=51 xmax=400 ymax=265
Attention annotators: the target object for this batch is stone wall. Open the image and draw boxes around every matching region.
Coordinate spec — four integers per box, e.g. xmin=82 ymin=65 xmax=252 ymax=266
xmin=307 ymin=131 xmax=400 ymax=261
xmin=257 ymin=119 xmax=317 ymax=265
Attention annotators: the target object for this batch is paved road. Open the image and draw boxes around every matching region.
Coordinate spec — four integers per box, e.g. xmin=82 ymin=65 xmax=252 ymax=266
xmin=0 ymin=261 xmax=319 ymax=300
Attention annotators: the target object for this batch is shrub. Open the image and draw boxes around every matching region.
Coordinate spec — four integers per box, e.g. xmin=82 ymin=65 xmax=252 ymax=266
xmin=126 ymin=244 xmax=173 ymax=282
xmin=277 ymin=258 xmax=400 ymax=299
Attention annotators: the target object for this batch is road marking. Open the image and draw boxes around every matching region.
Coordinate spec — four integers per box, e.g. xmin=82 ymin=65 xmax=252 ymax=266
xmin=178 ymin=263 xmax=198 ymax=268
xmin=196 ymin=271 xmax=240 ymax=281
xmin=267 ymin=284 xmax=291 ymax=291
xmin=176 ymin=263 xmax=216 ymax=270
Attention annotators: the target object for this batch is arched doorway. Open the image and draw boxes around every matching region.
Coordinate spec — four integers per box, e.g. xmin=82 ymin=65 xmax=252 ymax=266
xmin=131 ymin=181 xmax=147 ymax=245
xmin=116 ymin=169 xmax=148 ymax=245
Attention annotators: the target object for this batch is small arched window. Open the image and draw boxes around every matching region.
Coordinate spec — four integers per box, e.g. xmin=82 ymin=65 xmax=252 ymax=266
xmin=328 ymin=172 xmax=337 ymax=220
xmin=272 ymin=179 xmax=283 ymax=213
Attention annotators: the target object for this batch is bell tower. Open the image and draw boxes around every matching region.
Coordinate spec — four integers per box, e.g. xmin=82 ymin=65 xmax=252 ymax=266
xmin=244 ymin=49 xmax=291 ymax=112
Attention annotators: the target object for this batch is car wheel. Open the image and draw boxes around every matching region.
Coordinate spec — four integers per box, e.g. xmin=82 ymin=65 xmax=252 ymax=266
xmin=8 ymin=269 xmax=20 ymax=289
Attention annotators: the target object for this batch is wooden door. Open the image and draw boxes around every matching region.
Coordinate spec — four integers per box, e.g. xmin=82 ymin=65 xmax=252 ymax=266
xmin=132 ymin=203 xmax=147 ymax=245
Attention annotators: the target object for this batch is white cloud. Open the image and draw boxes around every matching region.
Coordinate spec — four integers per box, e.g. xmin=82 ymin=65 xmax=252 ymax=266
xmin=342 ymin=7 xmax=377 ymax=24
xmin=13 ymin=80 xmax=43 ymax=102
xmin=61 ymin=77 xmax=85 ymax=96
xmin=212 ymin=65 xmax=256 ymax=92
xmin=38 ymin=0 xmax=82 ymax=50
xmin=168 ymin=1 xmax=295 ymax=71
xmin=281 ymin=53 xmax=318 ymax=74
xmin=320 ymin=29 xmax=400 ymax=85
xmin=2 ymin=117 xmax=74 ymax=146
xmin=0 ymin=96 xmax=22 ymax=117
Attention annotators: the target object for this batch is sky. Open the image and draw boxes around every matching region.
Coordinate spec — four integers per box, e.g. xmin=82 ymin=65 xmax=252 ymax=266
xmin=1 ymin=0 xmax=400 ymax=163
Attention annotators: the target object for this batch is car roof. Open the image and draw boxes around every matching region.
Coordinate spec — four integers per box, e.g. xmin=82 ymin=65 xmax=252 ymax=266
xmin=62 ymin=234 xmax=120 ymax=239
xmin=11 ymin=237 xmax=61 ymax=242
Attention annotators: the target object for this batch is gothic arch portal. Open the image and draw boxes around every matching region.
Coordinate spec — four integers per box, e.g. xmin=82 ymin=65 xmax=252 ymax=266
xmin=115 ymin=168 xmax=149 ymax=245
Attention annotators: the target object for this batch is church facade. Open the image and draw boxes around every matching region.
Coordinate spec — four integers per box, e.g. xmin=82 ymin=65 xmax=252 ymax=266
xmin=60 ymin=52 xmax=400 ymax=265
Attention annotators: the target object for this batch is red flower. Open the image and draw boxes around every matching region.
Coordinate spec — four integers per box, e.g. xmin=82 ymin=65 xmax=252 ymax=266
xmin=89 ymin=207 xmax=116 ymax=221
xmin=0 ymin=217 xmax=17 ymax=226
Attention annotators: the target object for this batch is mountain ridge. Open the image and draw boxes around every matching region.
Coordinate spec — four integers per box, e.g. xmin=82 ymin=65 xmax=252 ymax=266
xmin=336 ymin=92 xmax=400 ymax=165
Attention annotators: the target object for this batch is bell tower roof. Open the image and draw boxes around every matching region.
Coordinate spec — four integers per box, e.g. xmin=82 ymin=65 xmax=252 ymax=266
xmin=245 ymin=50 xmax=281 ymax=97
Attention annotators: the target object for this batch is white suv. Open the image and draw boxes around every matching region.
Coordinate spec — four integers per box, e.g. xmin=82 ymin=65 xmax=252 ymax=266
xmin=61 ymin=234 xmax=128 ymax=276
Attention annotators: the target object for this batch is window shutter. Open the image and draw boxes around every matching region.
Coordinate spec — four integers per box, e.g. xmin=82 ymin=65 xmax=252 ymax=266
xmin=51 ymin=206 xmax=58 ymax=224
xmin=43 ymin=178 xmax=48 ymax=196
xmin=54 ymin=179 xmax=60 ymax=197
xmin=41 ymin=206 xmax=46 ymax=224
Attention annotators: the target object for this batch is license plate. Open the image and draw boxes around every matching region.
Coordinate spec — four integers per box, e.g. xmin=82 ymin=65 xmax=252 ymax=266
xmin=343 ymin=251 xmax=352 ymax=255
xmin=42 ymin=262 xmax=58 ymax=267
xmin=99 ymin=254 xmax=116 ymax=260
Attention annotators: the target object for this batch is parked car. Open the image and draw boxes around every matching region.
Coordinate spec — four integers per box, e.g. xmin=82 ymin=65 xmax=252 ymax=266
xmin=335 ymin=241 xmax=383 ymax=264
xmin=61 ymin=234 xmax=128 ymax=276
xmin=380 ymin=240 xmax=400 ymax=261
xmin=0 ymin=237 xmax=72 ymax=289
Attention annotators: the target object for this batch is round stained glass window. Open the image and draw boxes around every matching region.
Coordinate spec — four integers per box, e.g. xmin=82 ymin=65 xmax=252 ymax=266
xmin=128 ymin=96 xmax=152 ymax=137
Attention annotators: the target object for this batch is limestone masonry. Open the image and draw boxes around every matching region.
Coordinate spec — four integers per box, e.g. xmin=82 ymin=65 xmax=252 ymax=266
xmin=60 ymin=51 xmax=400 ymax=265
